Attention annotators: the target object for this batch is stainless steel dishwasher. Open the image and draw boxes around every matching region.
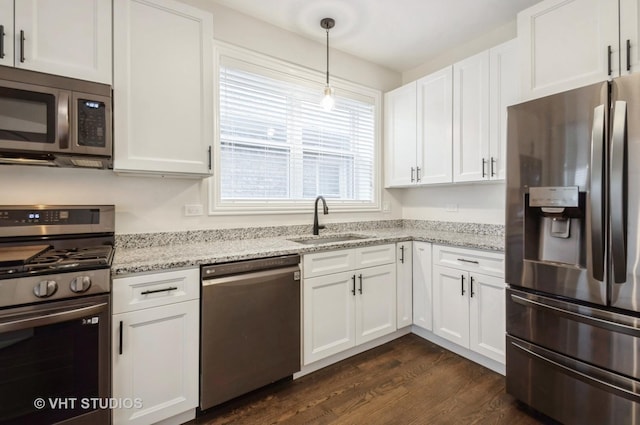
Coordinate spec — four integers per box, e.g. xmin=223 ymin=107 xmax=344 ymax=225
xmin=200 ymin=255 xmax=301 ymax=410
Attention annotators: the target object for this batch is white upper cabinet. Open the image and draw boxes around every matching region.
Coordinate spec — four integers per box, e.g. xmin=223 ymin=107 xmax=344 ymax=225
xmin=384 ymin=82 xmax=418 ymax=187
xmin=620 ymin=0 xmax=640 ymax=74
xmin=113 ymin=0 xmax=214 ymax=177
xmin=384 ymin=66 xmax=453 ymax=187
xmin=518 ymin=0 xmax=620 ymax=100
xmin=453 ymin=51 xmax=490 ymax=183
xmin=452 ymin=40 xmax=519 ymax=183
xmin=417 ymin=67 xmax=453 ymax=184
xmin=489 ymin=39 xmax=520 ymax=181
xmin=4 ymin=0 xmax=112 ymax=83
xmin=0 ymin=0 xmax=14 ymax=68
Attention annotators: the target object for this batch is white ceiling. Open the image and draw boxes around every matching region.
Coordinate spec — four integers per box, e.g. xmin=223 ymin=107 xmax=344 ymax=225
xmin=209 ymin=0 xmax=540 ymax=72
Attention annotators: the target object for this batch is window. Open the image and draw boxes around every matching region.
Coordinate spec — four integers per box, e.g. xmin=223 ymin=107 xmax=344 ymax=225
xmin=212 ymin=44 xmax=380 ymax=214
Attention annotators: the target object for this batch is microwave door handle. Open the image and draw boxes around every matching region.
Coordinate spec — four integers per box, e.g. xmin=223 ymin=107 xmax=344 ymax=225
xmin=58 ymin=92 xmax=70 ymax=149
xmin=610 ymin=100 xmax=628 ymax=283
xmin=590 ymin=104 xmax=606 ymax=282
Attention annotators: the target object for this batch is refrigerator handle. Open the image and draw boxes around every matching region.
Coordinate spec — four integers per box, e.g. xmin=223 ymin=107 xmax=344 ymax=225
xmin=610 ymin=100 xmax=628 ymax=284
xmin=590 ymin=104 xmax=606 ymax=282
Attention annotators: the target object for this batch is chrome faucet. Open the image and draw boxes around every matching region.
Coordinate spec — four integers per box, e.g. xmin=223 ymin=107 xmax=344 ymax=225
xmin=313 ymin=196 xmax=329 ymax=235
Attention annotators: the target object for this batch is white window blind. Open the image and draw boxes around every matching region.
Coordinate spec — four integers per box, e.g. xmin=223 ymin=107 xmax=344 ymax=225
xmin=217 ymin=54 xmax=377 ymax=211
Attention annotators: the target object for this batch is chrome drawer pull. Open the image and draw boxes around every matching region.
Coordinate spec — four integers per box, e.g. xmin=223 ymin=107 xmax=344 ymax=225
xmin=141 ymin=286 xmax=178 ymax=295
xmin=457 ymin=258 xmax=479 ymax=264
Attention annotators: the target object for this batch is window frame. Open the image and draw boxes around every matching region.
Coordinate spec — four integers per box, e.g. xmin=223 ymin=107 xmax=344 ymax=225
xmin=209 ymin=41 xmax=382 ymax=215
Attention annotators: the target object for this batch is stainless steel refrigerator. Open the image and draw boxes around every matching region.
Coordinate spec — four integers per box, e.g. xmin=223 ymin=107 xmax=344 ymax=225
xmin=506 ymin=73 xmax=640 ymax=425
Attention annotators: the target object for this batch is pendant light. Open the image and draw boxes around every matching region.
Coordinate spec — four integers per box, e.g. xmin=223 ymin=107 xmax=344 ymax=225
xmin=320 ymin=17 xmax=335 ymax=111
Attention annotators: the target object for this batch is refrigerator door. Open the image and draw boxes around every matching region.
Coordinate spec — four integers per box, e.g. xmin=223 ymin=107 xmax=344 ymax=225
xmin=609 ymin=74 xmax=640 ymax=312
xmin=505 ymin=82 xmax=609 ymax=305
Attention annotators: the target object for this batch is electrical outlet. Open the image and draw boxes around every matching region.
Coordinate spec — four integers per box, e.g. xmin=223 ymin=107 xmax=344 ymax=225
xmin=184 ymin=204 xmax=204 ymax=216
xmin=445 ymin=203 xmax=458 ymax=212
xmin=382 ymin=201 xmax=391 ymax=213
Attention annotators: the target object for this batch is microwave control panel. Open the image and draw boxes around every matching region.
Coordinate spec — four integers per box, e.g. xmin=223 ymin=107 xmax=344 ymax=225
xmin=77 ymin=99 xmax=107 ymax=148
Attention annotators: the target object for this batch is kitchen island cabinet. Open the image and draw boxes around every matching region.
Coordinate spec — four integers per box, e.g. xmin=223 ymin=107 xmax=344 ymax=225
xmin=113 ymin=0 xmax=213 ymax=177
xmin=1 ymin=0 xmax=111 ymax=83
xmin=112 ymin=268 xmax=199 ymax=425
xmin=302 ymin=244 xmax=397 ymax=365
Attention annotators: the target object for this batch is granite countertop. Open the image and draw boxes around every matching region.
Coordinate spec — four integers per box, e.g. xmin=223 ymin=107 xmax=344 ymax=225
xmin=112 ymin=222 xmax=504 ymax=276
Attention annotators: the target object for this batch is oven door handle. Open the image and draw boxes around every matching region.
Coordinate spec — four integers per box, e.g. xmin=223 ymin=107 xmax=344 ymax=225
xmin=0 ymin=302 xmax=107 ymax=333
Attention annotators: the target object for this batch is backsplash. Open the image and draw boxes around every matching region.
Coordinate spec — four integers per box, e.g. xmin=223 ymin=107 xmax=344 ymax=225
xmin=115 ymin=219 xmax=503 ymax=249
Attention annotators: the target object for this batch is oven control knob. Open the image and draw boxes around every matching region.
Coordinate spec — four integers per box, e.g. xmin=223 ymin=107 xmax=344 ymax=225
xmin=70 ymin=276 xmax=92 ymax=293
xmin=34 ymin=280 xmax=58 ymax=298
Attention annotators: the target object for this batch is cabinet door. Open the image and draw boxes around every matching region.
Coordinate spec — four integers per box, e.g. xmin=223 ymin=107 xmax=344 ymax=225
xmin=112 ymin=300 xmax=199 ymax=425
xmin=417 ymin=66 xmax=453 ymax=184
xmin=412 ymin=241 xmax=433 ymax=331
xmin=432 ymin=265 xmax=469 ymax=347
xmin=14 ymin=0 xmax=112 ymax=83
xmin=0 ymin=0 xmax=13 ymax=67
xmin=355 ymin=264 xmax=396 ymax=345
xmin=620 ymin=0 xmax=640 ymax=75
xmin=303 ymin=272 xmax=355 ymax=364
xmin=453 ymin=51 xmax=490 ymax=182
xmin=489 ymin=39 xmax=519 ymax=181
xmin=384 ymin=82 xmax=417 ymax=187
xmin=469 ymin=273 xmax=506 ymax=363
xmin=113 ymin=0 xmax=213 ymax=176
xmin=396 ymin=242 xmax=413 ymax=328
xmin=518 ymin=0 xmax=619 ymax=100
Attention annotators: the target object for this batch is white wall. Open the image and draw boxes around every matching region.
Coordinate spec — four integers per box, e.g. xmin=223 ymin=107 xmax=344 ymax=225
xmin=402 ymin=21 xmax=517 ymax=83
xmin=399 ymin=183 xmax=506 ymax=225
xmin=0 ymin=2 xmax=403 ymax=235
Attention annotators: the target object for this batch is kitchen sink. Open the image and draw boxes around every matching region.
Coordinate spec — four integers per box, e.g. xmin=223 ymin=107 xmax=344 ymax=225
xmin=288 ymin=234 xmax=370 ymax=245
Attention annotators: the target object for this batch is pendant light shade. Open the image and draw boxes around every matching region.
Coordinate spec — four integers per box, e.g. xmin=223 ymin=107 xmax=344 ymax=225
xmin=320 ymin=17 xmax=335 ymax=111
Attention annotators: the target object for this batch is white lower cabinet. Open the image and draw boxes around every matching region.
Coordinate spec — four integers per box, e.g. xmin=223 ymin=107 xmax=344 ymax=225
xmin=396 ymin=241 xmax=413 ymax=328
xmin=303 ymin=244 xmax=396 ymax=365
xmin=112 ymin=269 xmax=199 ymax=425
xmin=431 ymin=245 xmax=506 ymax=364
xmin=412 ymin=241 xmax=433 ymax=331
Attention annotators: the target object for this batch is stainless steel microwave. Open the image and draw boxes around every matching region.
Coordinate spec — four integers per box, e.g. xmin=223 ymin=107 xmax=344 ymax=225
xmin=0 ymin=66 xmax=112 ymax=169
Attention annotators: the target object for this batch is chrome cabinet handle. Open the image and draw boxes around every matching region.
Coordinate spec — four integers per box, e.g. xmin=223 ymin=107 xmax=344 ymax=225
xmin=490 ymin=157 xmax=496 ymax=177
xmin=399 ymin=245 xmax=405 ymax=264
xmin=590 ymin=104 xmax=605 ymax=282
xmin=607 ymin=45 xmax=612 ymax=76
xmin=358 ymin=274 xmax=363 ymax=294
xmin=627 ymin=39 xmax=632 ymax=72
xmin=140 ymin=286 xmax=178 ymax=295
xmin=20 ymin=30 xmax=25 ymax=63
xmin=461 ymin=275 xmax=465 ymax=296
xmin=470 ymin=276 xmax=475 ymax=297
xmin=208 ymin=146 xmax=212 ymax=170
xmin=351 ymin=275 xmax=356 ymax=296
xmin=481 ymin=158 xmax=487 ymax=178
xmin=0 ymin=25 xmax=4 ymax=59
xmin=410 ymin=167 xmax=415 ymax=182
xmin=610 ymin=100 xmax=627 ymax=283
xmin=416 ymin=166 xmax=421 ymax=182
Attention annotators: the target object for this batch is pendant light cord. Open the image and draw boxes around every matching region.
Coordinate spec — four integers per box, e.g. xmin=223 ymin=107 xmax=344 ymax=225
xmin=325 ymin=26 xmax=330 ymax=85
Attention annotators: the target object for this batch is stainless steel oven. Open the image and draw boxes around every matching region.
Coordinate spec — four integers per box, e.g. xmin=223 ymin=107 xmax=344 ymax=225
xmin=0 ymin=67 xmax=112 ymax=169
xmin=0 ymin=205 xmax=115 ymax=425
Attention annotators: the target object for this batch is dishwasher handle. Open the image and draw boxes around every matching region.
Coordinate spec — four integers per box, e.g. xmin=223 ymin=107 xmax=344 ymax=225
xmin=202 ymin=265 xmax=300 ymax=287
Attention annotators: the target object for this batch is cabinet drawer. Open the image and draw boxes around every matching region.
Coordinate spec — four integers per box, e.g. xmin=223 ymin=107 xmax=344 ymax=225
xmin=112 ymin=268 xmax=200 ymax=314
xmin=355 ymin=244 xmax=396 ymax=268
xmin=432 ymin=245 xmax=504 ymax=278
xmin=303 ymin=249 xmax=356 ymax=278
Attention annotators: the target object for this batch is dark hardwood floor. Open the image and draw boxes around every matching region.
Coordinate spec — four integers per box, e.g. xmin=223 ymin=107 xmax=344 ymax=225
xmin=193 ymin=334 xmax=556 ymax=425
